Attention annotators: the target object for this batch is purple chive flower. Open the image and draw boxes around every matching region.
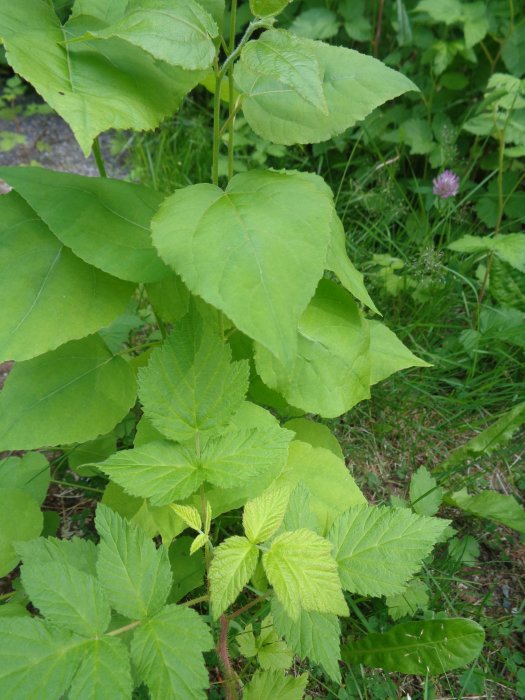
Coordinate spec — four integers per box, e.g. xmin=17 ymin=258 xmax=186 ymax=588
xmin=432 ymin=170 xmax=460 ymax=199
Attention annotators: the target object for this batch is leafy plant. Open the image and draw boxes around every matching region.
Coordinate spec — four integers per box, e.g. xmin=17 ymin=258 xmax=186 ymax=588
xmin=0 ymin=0 xmax=488 ymax=696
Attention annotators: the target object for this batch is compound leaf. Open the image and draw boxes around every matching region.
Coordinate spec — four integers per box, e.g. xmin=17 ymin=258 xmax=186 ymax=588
xmin=343 ymin=618 xmax=485 ymax=674
xmin=209 ymin=536 xmax=259 ymax=618
xmin=244 ymin=670 xmax=308 ymax=700
xmin=263 ymin=529 xmax=348 ymax=620
xmin=243 ymin=487 xmax=291 ymax=544
xmin=69 ymin=637 xmax=132 ymax=700
xmin=131 ymin=604 xmax=213 ymax=700
xmin=328 ymin=505 xmax=449 ymax=597
xmin=0 ymin=167 xmax=168 ymax=283
xmin=95 ymin=504 xmax=172 ymax=620
xmin=16 ymin=536 xmax=98 ymax=577
xmin=0 ymin=335 xmax=137 ymax=450
xmin=151 ymin=170 xmax=334 ymax=366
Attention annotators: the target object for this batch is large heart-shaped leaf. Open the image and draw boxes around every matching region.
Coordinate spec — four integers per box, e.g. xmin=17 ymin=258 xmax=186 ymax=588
xmin=0 ymin=0 xmax=204 ymax=154
xmin=235 ymin=29 xmax=418 ymax=145
xmin=0 ymin=192 xmax=134 ymax=362
xmin=151 ymin=170 xmax=334 ymax=365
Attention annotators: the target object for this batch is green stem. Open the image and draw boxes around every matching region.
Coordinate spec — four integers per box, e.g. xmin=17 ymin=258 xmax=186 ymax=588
xmin=181 ymin=594 xmax=209 ymax=608
xmin=228 ymin=0 xmax=238 ymax=180
xmin=51 ymin=479 xmax=105 ymax=494
xmin=92 ymin=137 xmax=107 ymax=178
xmin=106 ymin=620 xmax=141 ymax=637
xmin=212 ymin=59 xmax=221 ymax=186
xmin=0 ymin=591 xmax=15 ymax=602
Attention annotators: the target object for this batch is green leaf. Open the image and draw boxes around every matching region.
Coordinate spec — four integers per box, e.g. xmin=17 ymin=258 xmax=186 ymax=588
xmin=131 ymin=604 xmax=212 ymax=700
xmin=283 ymin=418 xmax=343 ymax=459
xmin=168 ymin=537 xmax=205 ymax=603
xmin=95 ymin=504 xmax=172 ymax=619
xmin=263 ymin=529 xmax=348 ymax=620
xmin=272 ymin=598 xmax=341 ymax=682
xmin=16 ymin=536 xmax=98 ymax=576
xmin=0 ymin=191 xmax=133 ymax=362
xmin=385 ymin=579 xmax=430 ymax=621
xmin=138 ymin=312 xmax=249 ymax=442
xmin=290 ymin=8 xmax=339 ymax=40
xmin=237 ymin=614 xmax=293 ymax=670
xmin=502 ymin=23 xmax=525 ymax=78
xmin=250 ymin=0 xmax=292 ymax=17
xmin=68 ymin=434 xmax=117 ymax=477
xmin=0 ymin=489 xmax=43 ymax=577
xmin=69 ymin=637 xmax=132 ymax=700
xmin=368 ymin=320 xmax=430 ymax=385
xmin=151 ymin=170 xmax=334 ymax=366
xmin=449 ymin=489 xmax=525 ymax=534
xmin=409 ymin=466 xmax=443 ymax=516
xmin=243 ymin=487 xmax=291 ymax=544
xmin=0 ymin=0 xmax=204 ymax=154
xmin=71 ymin=0 xmax=128 ymax=23
xmin=83 ymin=0 xmax=218 ymax=70
xmin=0 ymin=167 xmax=168 ymax=283
xmin=98 ymin=425 xmax=291 ymax=505
xmin=20 ymin=560 xmax=110 ymax=637
xmin=328 ymin=505 xmax=449 ymax=597
xmin=244 ymin=670 xmax=308 ymax=700
xmin=0 ymin=452 xmax=49 ymax=504
xmin=448 ymin=536 xmax=480 ymax=566
xmin=255 ymin=279 xmax=371 ymax=418
xmin=0 ymin=335 xmax=137 ymax=450
xmin=343 ymin=618 xmax=485 ymax=674
xmin=280 ymin=483 xmax=318 ymax=533
xmin=449 ymin=233 xmax=525 ymax=273
xmin=274 ymin=441 xmax=366 ymax=534
xmin=235 ymin=29 xmax=418 ymax=146
xmin=0 ymin=618 xmax=85 ymax=698
xmin=146 ymin=273 xmax=190 ymax=324
xmin=209 ymin=536 xmax=259 ymax=618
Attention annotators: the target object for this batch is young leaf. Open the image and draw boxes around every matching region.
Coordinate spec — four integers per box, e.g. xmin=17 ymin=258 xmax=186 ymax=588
xmin=449 ymin=489 xmax=525 ymax=534
xmin=84 ymin=0 xmax=219 ymax=71
xmin=237 ymin=615 xmax=293 ymax=670
xmin=95 ymin=504 xmax=172 ymax=620
xmin=0 ymin=489 xmax=43 ymax=577
xmin=190 ymin=533 xmax=208 ymax=555
xmin=138 ymin=314 xmax=249 ymax=442
xmin=272 ymin=598 xmax=342 ymax=682
xmin=385 ymin=579 xmax=430 ymax=621
xmin=243 ymin=487 xmax=291 ymax=544
xmin=0 ymin=618 xmax=85 ymax=699
xmin=368 ymin=320 xmax=430 ymax=385
xmin=209 ymin=536 xmax=259 ymax=618
xmin=0 ymin=335 xmax=137 ymax=450
xmin=280 ymin=483 xmax=318 ymax=533
xmin=151 ymin=170 xmax=334 ymax=366
xmin=343 ymin=618 xmax=485 ymax=674
xmin=0 ymin=0 xmax=204 ymax=154
xmin=409 ymin=466 xmax=443 ymax=516
xmin=20 ymin=560 xmax=110 ymax=637
xmin=0 ymin=192 xmax=134 ymax=362
xmin=68 ymin=637 xmax=132 ymax=700
xmin=328 ymin=505 xmax=449 ymax=597
xmin=170 ymin=504 xmax=202 ymax=533
xmin=0 ymin=166 xmax=168 ymax=283
xmin=234 ymin=29 xmax=418 ymax=146
xmin=244 ymin=670 xmax=308 ymax=700
xmin=255 ymin=279 xmax=371 ymax=418
xmin=263 ymin=529 xmax=348 ymax=620
xmin=131 ymin=604 xmax=213 ymax=700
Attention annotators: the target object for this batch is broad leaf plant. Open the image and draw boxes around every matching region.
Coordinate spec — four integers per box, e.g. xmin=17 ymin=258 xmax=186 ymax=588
xmin=0 ymin=0 xmax=485 ymax=697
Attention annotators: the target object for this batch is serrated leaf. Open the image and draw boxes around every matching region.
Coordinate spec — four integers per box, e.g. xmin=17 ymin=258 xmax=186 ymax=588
xmin=274 ymin=441 xmax=366 ymax=534
xmin=281 ymin=483 xmax=318 ymax=533
xmin=368 ymin=320 xmax=430 ymax=385
xmin=235 ymin=29 xmax=417 ymax=146
xmin=250 ymin=0 xmax=292 ymax=17
xmin=0 ymin=166 xmax=168 ymax=283
xmin=245 ymin=615 xmax=293 ymax=670
xmin=0 ymin=452 xmax=49 ymax=504
xmin=272 ymin=597 xmax=341 ymax=682
xmin=209 ymin=536 xmax=259 ymax=618
xmin=95 ymin=504 xmax=172 ymax=620
xmin=16 ymin=536 xmax=98 ymax=577
xmin=190 ymin=533 xmax=208 ymax=556
xmin=255 ymin=279 xmax=371 ymax=418
xmin=328 ymin=505 xmax=449 ymax=597
xmin=0 ymin=191 xmax=134 ymax=362
xmin=171 ymin=504 xmax=202 ymax=533
xmin=151 ymin=170 xmax=334 ymax=366
xmin=131 ymin=604 xmax=213 ymax=700
xmin=409 ymin=466 xmax=443 ymax=516
xmin=386 ymin=579 xmax=430 ymax=621
xmin=243 ymin=487 xmax=291 ymax=544
xmin=263 ymin=529 xmax=348 ymax=620
xmin=83 ymin=0 xmax=218 ymax=71
xmin=0 ymin=335 xmax=137 ymax=450
xmin=0 ymin=618 xmax=85 ymax=698
xmin=20 ymin=560 xmax=110 ymax=637
xmin=449 ymin=233 xmax=525 ymax=273
xmin=449 ymin=489 xmax=525 ymax=534
xmin=244 ymin=670 xmax=308 ymax=700
xmin=0 ymin=489 xmax=43 ymax=577
xmin=138 ymin=313 xmax=249 ymax=442
xmin=69 ymin=637 xmax=132 ymax=700
xmin=343 ymin=618 xmax=485 ymax=674
xmin=0 ymin=0 xmax=204 ymax=154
